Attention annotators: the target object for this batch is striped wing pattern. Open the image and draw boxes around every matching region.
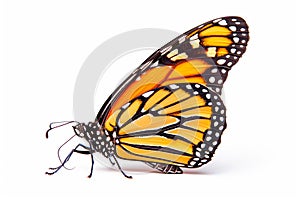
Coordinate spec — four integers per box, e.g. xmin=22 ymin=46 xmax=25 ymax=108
xmin=97 ymin=16 xmax=249 ymax=123
xmin=104 ymin=83 xmax=226 ymax=167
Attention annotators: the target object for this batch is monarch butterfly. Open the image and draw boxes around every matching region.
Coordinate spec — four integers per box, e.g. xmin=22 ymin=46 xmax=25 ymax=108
xmin=46 ymin=16 xmax=249 ymax=178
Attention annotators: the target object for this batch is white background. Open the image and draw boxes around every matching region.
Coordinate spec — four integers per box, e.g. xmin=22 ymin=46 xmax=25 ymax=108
xmin=1 ymin=0 xmax=299 ymax=199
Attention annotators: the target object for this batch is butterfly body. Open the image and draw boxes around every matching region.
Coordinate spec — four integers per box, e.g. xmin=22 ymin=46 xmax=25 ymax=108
xmin=73 ymin=122 xmax=115 ymax=158
xmin=46 ymin=16 xmax=249 ymax=178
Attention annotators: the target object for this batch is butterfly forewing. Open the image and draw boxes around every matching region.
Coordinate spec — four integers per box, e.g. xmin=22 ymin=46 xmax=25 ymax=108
xmin=97 ymin=16 xmax=249 ymax=124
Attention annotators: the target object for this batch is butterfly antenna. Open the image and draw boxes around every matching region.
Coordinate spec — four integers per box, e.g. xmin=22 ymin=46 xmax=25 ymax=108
xmin=57 ymin=134 xmax=76 ymax=170
xmin=46 ymin=121 xmax=78 ymax=138
xmin=45 ymin=120 xmax=79 ymax=170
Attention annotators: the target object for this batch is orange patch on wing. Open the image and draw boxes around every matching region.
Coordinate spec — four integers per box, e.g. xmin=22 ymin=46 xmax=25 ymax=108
xmin=120 ymin=144 xmax=191 ymax=165
xmin=143 ymin=89 xmax=171 ymax=111
xmin=105 ymin=109 xmax=121 ymax=132
xmin=201 ymin=37 xmax=232 ymax=47
xmin=171 ymin=106 xmax=212 ymax=118
xmin=116 ymin=146 xmax=175 ymax=165
xmin=169 ymin=60 xmax=210 ymax=78
xmin=106 ymin=59 xmax=212 ymax=120
xmin=119 ymin=114 xmax=178 ymax=135
xmin=199 ymin=26 xmax=231 ymax=37
xmin=183 ymin=118 xmax=211 ymax=132
xmin=119 ymin=99 xmax=142 ymax=126
xmin=120 ymin=135 xmax=194 ymax=155
xmin=107 ymin=66 xmax=172 ymax=118
xmin=162 ymin=76 xmax=206 ymax=87
xmin=166 ymin=128 xmax=204 ymax=145
xmin=198 ymin=24 xmax=213 ymax=32
xmin=158 ymin=96 xmax=207 ymax=115
xmin=217 ymin=47 xmax=228 ymax=56
xmin=152 ymin=89 xmax=190 ymax=111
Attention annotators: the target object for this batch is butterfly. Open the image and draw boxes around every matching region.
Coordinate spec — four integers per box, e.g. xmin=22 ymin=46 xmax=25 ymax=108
xmin=46 ymin=16 xmax=249 ymax=178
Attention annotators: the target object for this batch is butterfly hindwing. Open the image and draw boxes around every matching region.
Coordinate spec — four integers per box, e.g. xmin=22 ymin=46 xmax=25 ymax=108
xmin=104 ymin=83 xmax=226 ymax=168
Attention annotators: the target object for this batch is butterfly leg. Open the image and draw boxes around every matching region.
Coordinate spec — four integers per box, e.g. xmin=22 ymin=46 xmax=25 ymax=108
xmin=108 ymin=156 xmax=116 ymax=166
xmin=46 ymin=144 xmax=95 ymax=178
xmin=110 ymin=154 xmax=132 ymax=179
xmin=87 ymin=152 xmax=94 ymax=178
xmin=145 ymin=162 xmax=183 ymax=174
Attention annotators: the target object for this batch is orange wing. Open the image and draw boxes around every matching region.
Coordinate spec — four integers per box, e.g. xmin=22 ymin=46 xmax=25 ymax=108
xmin=96 ymin=16 xmax=249 ymax=123
xmin=107 ymin=83 xmax=226 ymax=167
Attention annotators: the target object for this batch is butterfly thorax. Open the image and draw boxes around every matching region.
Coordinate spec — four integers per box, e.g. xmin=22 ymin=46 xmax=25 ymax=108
xmin=73 ymin=122 xmax=115 ymax=158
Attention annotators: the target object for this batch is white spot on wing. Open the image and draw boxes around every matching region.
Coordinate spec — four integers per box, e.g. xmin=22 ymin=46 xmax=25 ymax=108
xmin=229 ymin=26 xmax=237 ymax=31
xmin=233 ymin=37 xmax=239 ymax=43
xmin=152 ymin=60 xmax=159 ymax=67
xmin=217 ymin=59 xmax=226 ymax=65
xmin=190 ymin=161 xmax=196 ymax=166
xmin=190 ymin=34 xmax=198 ymax=40
xmin=209 ymin=77 xmax=215 ymax=83
xmin=218 ymin=20 xmax=227 ymax=26
xmin=190 ymin=39 xmax=200 ymax=49
xmin=211 ymin=68 xmax=218 ymax=73
xmin=170 ymin=52 xmax=188 ymax=61
xmin=214 ymin=121 xmax=219 ymax=127
xmin=122 ymin=102 xmax=130 ymax=109
xmin=167 ymin=49 xmax=178 ymax=58
xmin=169 ymin=84 xmax=179 ymax=90
xmin=136 ymin=76 xmax=141 ymax=81
xmin=202 ymin=88 xmax=208 ymax=93
xmin=186 ymin=84 xmax=192 ymax=89
xmin=206 ymin=47 xmax=217 ymax=57
xmin=213 ymin=18 xmax=222 ymax=23
xmin=142 ymin=90 xmax=154 ymax=98
xmin=221 ymin=69 xmax=227 ymax=74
